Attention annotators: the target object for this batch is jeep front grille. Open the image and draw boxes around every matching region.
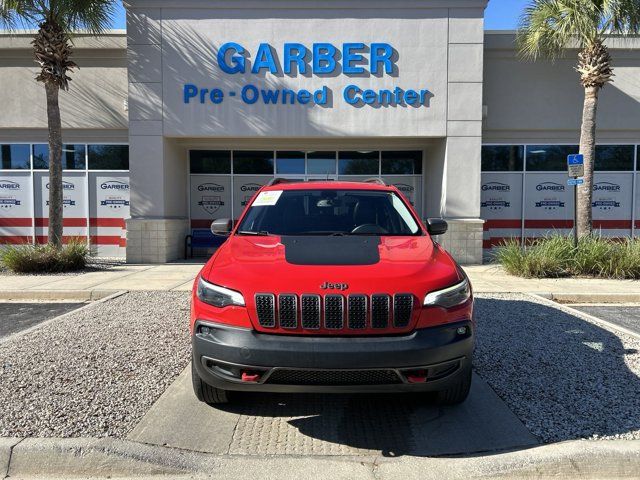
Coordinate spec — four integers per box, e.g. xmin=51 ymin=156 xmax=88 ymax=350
xmin=254 ymin=293 xmax=415 ymax=331
xmin=324 ymin=294 xmax=344 ymax=329
xmin=255 ymin=294 xmax=275 ymax=327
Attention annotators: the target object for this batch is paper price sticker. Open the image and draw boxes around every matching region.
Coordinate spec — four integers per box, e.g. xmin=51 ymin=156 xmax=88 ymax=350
xmin=252 ymin=190 xmax=283 ymax=207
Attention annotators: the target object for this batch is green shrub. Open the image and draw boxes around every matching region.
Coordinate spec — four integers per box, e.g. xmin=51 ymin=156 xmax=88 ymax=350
xmin=493 ymin=234 xmax=640 ymax=279
xmin=0 ymin=240 xmax=89 ymax=274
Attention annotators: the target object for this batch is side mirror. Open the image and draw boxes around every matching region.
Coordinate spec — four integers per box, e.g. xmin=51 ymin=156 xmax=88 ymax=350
xmin=426 ymin=218 xmax=448 ymax=236
xmin=211 ymin=218 xmax=233 ymax=236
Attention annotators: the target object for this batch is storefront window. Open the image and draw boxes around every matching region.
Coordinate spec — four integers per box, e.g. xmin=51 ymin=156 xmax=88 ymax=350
xmin=595 ymin=145 xmax=634 ymax=171
xmin=381 ymin=151 xmax=423 ymax=175
xmin=190 ymin=150 xmax=230 ymax=174
xmin=526 ymin=145 xmax=578 ymax=171
xmin=33 ymin=144 xmax=87 ymax=170
xmin=338 ymin=151 xmax=379 ymax=175
xmin=88 ymin=145 xmax=129 ymax=170
xmin=481 ymin=146 xmax=524 ymax=171
xmin=307 ymin=152 xmax=336 ymax=175
xmin=276 ymin=151 xmax=305 ymax=174
xmin=0 ymin=144 xmax=30 ymax=169
xmin=233 ymin=151 xmax=274 ymax=174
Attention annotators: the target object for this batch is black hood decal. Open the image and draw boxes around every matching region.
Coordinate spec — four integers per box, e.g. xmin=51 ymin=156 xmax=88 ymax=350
xmin=281 ymin=236 xmax=381 ymax=266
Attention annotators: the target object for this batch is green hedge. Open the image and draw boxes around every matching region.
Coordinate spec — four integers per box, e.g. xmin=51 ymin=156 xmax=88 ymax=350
xmin=494 ymin=234 xmax=640 ymax=279
xmin=0 ymin=241 xmax=89 ymax=274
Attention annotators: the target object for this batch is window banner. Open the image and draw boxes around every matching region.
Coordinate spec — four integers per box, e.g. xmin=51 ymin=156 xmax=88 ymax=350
xmin=89 ymin=173 xmax=130 ymax=256
xmin=480 ymin=173 xmax=523 ymax=250
xmin=523 ymin=172 xmax=574 ymax=240
xmin=0 ymin=172 xmax=33 ymax=244
xmin=33 ymin=172 xmax=87 ymax=244
xmin=232 ymin=176 xmax=271 ymax=218
xmin=190 ymin=175 xmax=232 ymax=230
xmin=591 ymin=173 xmax=633 ymax=237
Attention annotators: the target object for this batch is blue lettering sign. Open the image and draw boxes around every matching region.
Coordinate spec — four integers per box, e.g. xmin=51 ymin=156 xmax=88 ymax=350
xmin=251 ymin=43 xmax=279 ymax=74
xmin=312 ymin=43 xmax=337 ymax=74
xmin=283 ymin=43 xmax=308 ymax=75
xmin=218 ymin=42 xmax=246 ymax=74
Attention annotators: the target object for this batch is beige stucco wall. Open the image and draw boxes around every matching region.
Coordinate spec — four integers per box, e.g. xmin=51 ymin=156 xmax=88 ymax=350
xmin=483 ymin=32 xmax=640 ymax=144
xmin=0 ymin=32 xmax=128 ymax=136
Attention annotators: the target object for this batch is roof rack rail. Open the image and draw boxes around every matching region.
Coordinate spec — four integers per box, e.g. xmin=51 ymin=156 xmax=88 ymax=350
xmin=267 ymin=178 xmax=294 ymax=186
xmin=363 ymin=177 xmax=386 ymax=186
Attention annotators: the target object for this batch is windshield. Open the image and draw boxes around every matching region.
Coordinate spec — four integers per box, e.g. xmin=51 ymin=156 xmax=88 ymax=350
xmin=236 ymin=189 xmax=421 ymax=236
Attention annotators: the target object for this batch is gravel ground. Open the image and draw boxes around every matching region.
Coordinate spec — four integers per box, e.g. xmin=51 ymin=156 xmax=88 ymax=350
xmin=0 ymin=291 xmax=190 ymax=437
xmin=474 ymin=293 xmax=640 ymax=442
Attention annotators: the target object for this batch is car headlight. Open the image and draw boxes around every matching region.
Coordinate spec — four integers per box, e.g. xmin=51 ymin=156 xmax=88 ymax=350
xmin=197 ymin=277 xmax=245 ymax=308
xmin=424 ymin=278 xmax=471 ymax=308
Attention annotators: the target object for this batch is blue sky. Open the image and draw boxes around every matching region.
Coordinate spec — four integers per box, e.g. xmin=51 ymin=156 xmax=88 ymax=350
xmin=110 ymin=0 xmax=528 ymax=30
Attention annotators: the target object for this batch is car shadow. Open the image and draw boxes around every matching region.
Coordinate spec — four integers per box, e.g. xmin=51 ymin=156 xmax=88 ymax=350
xmin=209 ymin=296 xmax=640 ymax=456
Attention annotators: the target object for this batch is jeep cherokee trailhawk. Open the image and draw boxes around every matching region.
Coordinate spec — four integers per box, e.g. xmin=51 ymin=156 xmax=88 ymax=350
xmin=191 ymin=179 xmax=474 ymax=405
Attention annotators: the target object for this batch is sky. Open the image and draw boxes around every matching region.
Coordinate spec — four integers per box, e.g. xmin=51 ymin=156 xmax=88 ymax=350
xmin=109 ymin=0 xmax=529 ymax=31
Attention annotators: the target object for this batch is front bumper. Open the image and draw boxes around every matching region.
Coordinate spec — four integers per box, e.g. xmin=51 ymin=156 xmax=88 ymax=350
xmin=192 ymin=320 xmax=474 ymax=393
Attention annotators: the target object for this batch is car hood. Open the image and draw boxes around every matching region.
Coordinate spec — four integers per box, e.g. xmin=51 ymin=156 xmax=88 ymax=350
xmin=202 ymin=234 xmax=462 ymax=297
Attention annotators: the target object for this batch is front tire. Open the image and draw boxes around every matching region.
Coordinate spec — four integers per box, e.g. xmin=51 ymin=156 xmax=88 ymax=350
xmin=191 ymin=360 xmax=229 ymax=404
xmin=435 ymin=364 xmax=472 ymax=405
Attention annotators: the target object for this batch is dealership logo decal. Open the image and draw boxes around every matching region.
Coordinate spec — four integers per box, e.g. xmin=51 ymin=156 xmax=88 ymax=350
xmin=535 ymin=183 xmax=565 ymax=210
xmin=592 ymin=182 xmax=621 ymax=210
xmin=198 ymin=183 xmax=225 ymax=192
xmin=198 ymin=196 xmax=225 ymax=214
xmin=0 ymin=180 xmax=20 ymax=191
xmin=46 ymin=181 xmax=75 ymax=191
xmin=240 ymin=183 xmax=262 ymax=192
xmin=482 ymin=182 xmax=510 ymax=192
xmin=0 ymin=196 xmax=21 ymax=208
xmin=536 ymin=182 xmax=564 ymax=192
xmin=593 ymin=182 xmax=620 ymax=192
xmin=101 ymin=180 xmax=130 ymax=191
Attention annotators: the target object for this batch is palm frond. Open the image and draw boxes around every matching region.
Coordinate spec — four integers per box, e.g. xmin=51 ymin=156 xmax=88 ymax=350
xmin=517 ymin=0 xmax=601 ymax=60
xmin=601 ymin=0 xmax=640 ymax=35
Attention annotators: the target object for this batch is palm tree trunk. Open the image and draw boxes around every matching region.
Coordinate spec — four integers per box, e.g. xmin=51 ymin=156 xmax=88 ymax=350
xmin=577 ymin=85 xmax=598 ymax=238
xmin=45 ymin=81 xmax=63 ymax=248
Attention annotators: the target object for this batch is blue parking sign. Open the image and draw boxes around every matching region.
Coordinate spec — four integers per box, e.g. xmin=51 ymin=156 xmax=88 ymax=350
xmin=567 ymin=154 xmax=584 ymax=165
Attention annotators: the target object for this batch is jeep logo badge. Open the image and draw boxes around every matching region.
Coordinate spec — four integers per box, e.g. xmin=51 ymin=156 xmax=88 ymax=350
xmin=320 ymin=282 xmax=349 ymax=291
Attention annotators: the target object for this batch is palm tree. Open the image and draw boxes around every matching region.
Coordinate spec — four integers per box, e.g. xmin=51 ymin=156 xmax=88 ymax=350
xmin=0 ymin=1 xmax=116 ymax=248
xmin=518 ymin=0 xmax=640 ymax=238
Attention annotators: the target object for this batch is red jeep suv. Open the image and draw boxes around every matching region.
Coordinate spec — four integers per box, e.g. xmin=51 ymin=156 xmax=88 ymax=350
xmin=191 ymin=180 xmax=474 ymax=405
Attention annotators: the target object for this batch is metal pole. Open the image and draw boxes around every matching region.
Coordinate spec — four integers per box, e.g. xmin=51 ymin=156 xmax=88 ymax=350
xmin=574 ymin=182 xmax=578 ymax=248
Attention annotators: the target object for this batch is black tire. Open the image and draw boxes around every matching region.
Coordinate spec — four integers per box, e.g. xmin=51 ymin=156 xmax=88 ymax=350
xmin=435 ymin=364 xmax=472 ymax=405
xmin=191 ymin=360 xmax=229 ymax=405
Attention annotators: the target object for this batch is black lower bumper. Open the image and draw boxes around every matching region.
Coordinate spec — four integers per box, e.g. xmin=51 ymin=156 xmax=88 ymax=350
xmin=192 ymin=320 xmax=474 ymax=393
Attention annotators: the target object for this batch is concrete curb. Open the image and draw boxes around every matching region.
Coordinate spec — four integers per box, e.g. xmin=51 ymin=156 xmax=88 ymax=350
xmin=0 ymin=289 xmax=122 ymax=302
xmin=3 ymin=437 xmax=640 ymax=479
xmin=541 ymin=292 xmax=640 ymax=304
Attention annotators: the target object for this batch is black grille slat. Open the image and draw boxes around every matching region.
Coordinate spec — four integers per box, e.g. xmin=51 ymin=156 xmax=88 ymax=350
xmin=371 ymin=294 xmax=390 ymax=329
xmin=278 ymin=294 xmax=298 ymax=329
xmin=301 ymin=294 xmax=320 ymax=329
xmin=393 ymin=294 xmax=414 ymax=328
xmin=348 ymin=295 xmax=367 ymax=329
xmin=324 ymin=295 xmax=344 ymax=329
xmin=255 ymin=294 xmax=275 ymax=328
xmin=266 ymin=369 xmax=402 ymax=385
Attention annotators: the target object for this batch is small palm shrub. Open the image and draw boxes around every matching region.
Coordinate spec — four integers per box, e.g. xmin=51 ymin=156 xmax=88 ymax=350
xmin=0 ymin=240 xmax=88 ymax=274
xmin=494 ymin=234 xmax=640 ymax=280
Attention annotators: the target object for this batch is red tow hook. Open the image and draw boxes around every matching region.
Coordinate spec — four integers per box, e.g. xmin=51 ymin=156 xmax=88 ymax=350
xmin=241 ymin=371 xmax=262 ymax=383
xmin=406 ymin=370 xmax=428 ymax=384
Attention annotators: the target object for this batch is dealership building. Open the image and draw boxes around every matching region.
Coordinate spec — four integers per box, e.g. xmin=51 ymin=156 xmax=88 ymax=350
xmin=0 ymin=0 xmax=639 ymax=264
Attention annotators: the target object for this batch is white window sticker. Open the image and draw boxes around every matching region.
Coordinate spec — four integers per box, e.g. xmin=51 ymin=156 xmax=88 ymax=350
xmin=252 ymin=190 xmax=283 ymax=206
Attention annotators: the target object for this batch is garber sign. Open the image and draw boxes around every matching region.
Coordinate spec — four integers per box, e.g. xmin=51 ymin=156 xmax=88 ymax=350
xmin=184 ymin=42 xmax=431 ymax=108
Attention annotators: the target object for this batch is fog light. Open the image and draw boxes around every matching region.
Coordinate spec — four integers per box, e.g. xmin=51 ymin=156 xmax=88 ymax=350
xmin=200 ymin=326 xmax=211 ymax=335
xmin=456 ymin=326 xmax=468 ymax=336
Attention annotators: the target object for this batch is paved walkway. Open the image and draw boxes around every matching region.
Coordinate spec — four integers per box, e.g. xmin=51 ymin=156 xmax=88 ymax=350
xmin=0 ymin=263 xmax=638 ymax=299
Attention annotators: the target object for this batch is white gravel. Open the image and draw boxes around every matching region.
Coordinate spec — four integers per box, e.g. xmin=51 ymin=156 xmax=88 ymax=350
xmin=474 ymin=293 xmax=640 ymax=442
xmin=0 ymin=291 xmax=190 ymax=438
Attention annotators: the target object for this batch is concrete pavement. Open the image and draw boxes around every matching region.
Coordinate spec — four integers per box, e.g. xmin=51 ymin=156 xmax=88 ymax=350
xmin=128 ymin=365 xmax=537 ymax=457
xmin=1 ymin=263 xmax=639 ymax=300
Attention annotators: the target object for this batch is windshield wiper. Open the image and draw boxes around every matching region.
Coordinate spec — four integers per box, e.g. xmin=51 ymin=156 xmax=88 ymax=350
xmin=237 ymin=230 xmax=271 ymax=236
